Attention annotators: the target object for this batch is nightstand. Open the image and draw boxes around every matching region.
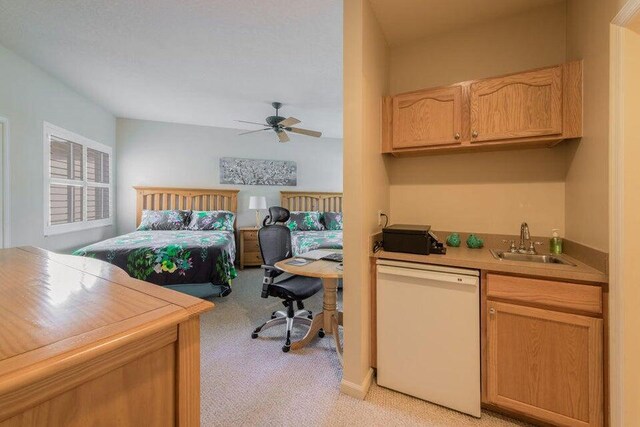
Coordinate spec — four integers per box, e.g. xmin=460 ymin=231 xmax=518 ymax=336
xmin=238 ymin=227 xmax=262 ymax=269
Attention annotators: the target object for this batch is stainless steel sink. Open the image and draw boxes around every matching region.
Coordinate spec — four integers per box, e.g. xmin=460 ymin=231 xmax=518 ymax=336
xmin=490 ymin=250 xmax=576 ymax=266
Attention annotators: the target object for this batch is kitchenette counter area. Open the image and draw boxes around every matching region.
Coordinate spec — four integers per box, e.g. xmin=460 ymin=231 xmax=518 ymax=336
xmin=374 ymin=244 xmax=607 ymax=284
xmin=371 ymin=232 xmax=608 ymax=426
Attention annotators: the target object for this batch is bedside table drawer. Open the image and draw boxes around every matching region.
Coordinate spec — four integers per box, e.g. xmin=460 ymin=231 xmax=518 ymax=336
xmin=244 ymin=230 xmax=259 ymax=241
xmin=243 ymin=238 xmax=260 ymax=251
xmin=244 ymin=251 xmax=263 ymax=265
xmin=239 ymin=228 xmax=263 ymax=268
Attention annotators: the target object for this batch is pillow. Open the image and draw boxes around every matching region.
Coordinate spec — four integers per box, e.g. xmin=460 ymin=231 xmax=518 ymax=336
xmin=323 ymin=212 xmax=343 ymax=230
xmin=187 ymin=210 xmax=235 ymax=231
xmin=137 ymin=210 xmax=190 ymax=231
xmin=286 ymin=211 xmax=324 ymax=231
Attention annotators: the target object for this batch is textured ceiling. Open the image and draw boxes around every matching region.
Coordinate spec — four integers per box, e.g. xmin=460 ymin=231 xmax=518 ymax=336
xmin=0 ymin=0 xmax=343 ymax=138
xmin=369 ymin=0 xmax=565 ymax=46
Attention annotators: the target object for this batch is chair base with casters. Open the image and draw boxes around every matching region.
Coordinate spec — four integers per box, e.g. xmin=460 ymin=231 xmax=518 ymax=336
xmin=251 ymin=273 xmax=324 ymax=352
xmin=251 ymin=299 xmax=325 ymax=352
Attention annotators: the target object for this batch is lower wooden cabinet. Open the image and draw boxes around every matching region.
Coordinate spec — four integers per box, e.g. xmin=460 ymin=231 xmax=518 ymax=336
xmin=487 ymin=301 xmax=603 ymax=426
xmin=485 ymin=274 xmax=604 ymax=427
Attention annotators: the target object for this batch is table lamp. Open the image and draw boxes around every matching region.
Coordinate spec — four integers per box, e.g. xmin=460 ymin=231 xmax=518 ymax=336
xmin=248 ymin=196 xmax=267 ymax=228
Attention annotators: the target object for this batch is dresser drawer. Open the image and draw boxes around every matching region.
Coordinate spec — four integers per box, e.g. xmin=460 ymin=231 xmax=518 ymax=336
xmin=486 ymin=273 xmax=602 ymax=315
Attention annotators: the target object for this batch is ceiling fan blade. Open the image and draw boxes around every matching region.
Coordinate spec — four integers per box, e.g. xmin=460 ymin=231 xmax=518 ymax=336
xmin=276 ymin=130 xmax=290 ymax=143
xmin=287 ymin=127 xmax=322 ymax=138
xmin=278 ymin=117 xmax=301 ymax=127
xmin=236 ymin=120 xmax=270 ymax=127
xmin=238 ymin=128 xmax=271 ymax=136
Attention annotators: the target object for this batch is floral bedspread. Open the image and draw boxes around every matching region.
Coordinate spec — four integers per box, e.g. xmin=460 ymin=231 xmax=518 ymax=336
xmin=290 ymin=230 xmax=343 ymax=256
xmin=73 ymin=230 xmax=237 ymax=286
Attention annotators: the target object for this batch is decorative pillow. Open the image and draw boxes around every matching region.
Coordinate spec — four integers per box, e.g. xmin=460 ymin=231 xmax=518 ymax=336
xmin=323 ymin=212 xmax=343 ymax=230
xmin=187 ymin=210 xmax=235 ymax=231
xmin=137 ymin=210 xmax=190 ymax=231
xmin=286 ymin=211 xmax=324 ymax=231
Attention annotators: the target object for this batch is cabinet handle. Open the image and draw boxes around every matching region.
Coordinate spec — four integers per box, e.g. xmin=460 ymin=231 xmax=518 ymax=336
xmin=489 ymin=308 xmax=496 ymax=315
xmin=472 ymin=130 xmax=479 ymax=138
xmin=454 ymin=133 xmax=460 ymax=140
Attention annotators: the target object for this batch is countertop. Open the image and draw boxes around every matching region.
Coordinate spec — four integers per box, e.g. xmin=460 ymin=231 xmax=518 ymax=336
xmin=374 ymin=245 xmax=607 ymax=284
xmin=0 ymin=246 xmax=213 ymax=394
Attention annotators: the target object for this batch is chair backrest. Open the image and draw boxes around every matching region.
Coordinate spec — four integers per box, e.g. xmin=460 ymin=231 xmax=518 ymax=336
xmin=258 ymin=207 xmax=292 ymax=268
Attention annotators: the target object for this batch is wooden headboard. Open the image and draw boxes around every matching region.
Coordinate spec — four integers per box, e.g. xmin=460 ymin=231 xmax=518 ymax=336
xmin=280 ymin=191 xmax=343 ymax=212
xmin=134 ymin=186 xmax=240 ymax=227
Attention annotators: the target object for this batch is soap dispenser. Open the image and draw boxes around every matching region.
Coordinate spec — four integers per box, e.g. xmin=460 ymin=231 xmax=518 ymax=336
xmin=550 ymin=229 xmax=563 ymax=254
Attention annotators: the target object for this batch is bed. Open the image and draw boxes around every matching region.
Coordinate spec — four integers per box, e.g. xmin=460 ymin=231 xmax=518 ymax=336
xmin=280 ymin=191 xmax=343 ymax=256
xmin=73 ymin=186 xmax=240 ymax=297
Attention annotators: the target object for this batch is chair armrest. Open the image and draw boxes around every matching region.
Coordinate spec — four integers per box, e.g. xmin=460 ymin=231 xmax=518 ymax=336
xmin=262 ymin=264 xmax=282 ymax=277
xmin=260 ymin=264 xmax=282 ymax=298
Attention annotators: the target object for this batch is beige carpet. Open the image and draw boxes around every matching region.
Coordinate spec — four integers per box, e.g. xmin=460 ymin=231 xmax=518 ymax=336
xmin=200 ymin=269 xmax=529 ymax=426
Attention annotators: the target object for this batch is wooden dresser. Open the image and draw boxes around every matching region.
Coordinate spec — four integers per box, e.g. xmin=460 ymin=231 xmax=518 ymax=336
xmin=0 ymin=247 xmax=213 ymax=426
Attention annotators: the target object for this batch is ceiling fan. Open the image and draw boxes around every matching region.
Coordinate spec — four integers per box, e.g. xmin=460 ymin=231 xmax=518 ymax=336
xmin=236 ymin=102 xmax=322 ymax=143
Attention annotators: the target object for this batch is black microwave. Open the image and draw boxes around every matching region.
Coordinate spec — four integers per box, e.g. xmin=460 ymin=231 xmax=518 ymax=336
xmin=382 ymin=224 xmax=446 ymax=255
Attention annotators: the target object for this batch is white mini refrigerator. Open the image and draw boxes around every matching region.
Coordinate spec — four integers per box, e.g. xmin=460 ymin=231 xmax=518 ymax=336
xmin=376 ymin=260 xmax=481 ymax=417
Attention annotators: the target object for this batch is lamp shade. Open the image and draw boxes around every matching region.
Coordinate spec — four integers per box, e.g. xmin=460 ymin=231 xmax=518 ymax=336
xmin=248 ymin=196 xmax=267 ymax=210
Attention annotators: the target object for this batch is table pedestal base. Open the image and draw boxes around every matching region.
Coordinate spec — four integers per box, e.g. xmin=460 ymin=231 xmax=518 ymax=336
xmin=290 ymin=310 xmax=344 ymax=363
xmin=289 ymin=277 xmax=343 ymax=363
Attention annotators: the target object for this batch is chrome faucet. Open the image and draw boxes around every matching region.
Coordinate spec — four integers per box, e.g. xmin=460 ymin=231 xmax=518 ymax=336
xmin=508 ymin=222 xmax=543 ymax=255
xmin=519 ymin=222 xmax=530 ymax=253
xmin=503 ymin=222 xmax=543 ymax=254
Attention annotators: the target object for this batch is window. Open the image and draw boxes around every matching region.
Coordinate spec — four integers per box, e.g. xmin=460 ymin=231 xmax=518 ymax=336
xmin=44 ymin=122 xmax=113 ymax=235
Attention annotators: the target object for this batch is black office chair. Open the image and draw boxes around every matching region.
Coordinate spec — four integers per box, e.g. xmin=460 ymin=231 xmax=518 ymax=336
xmin=251 ymin=207 xmax=323 ymax=352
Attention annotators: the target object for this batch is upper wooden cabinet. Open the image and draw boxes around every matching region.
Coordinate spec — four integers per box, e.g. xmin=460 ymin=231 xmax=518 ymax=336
xmin=392 ymin=85 xmax=464 ymax=149
xmin=382 ymin=61 xmax=582 ymax=156
xmin=470 ymin=67 xmax=562 ymax=142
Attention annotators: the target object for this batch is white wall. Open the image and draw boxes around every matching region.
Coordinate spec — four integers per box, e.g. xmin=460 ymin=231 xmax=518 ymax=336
xmin=0 ymin=43 xmax=116 ymax=252
xmin=342 ymin=0 xmax=390 ymax=398
xmin=116 ymin=118 xmax=343 ymax=233
xmin=564 ymin=0 xmax=617 ymax=251
xmin=387 ymin=3 xmax=568 ymax=238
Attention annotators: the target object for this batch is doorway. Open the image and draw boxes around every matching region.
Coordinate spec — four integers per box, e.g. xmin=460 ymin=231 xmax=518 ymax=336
xmin=609 ymin=2 xmax=640 ymax=425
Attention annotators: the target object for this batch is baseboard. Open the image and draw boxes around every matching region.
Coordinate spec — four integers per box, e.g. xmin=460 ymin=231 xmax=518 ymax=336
xmin=340 ymin=368 xmax=374 ymax=400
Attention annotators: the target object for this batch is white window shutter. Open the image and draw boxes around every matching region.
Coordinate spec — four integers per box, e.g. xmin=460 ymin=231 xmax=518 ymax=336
xmin=44 ymin=123 xmax=113 ymax=235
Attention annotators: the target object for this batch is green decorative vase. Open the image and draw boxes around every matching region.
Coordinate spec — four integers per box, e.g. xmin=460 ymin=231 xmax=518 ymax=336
xmin=446 ymin=233 xmax=461 ymax=247
xmin=466 ymin=234 xmax=484 ymax=249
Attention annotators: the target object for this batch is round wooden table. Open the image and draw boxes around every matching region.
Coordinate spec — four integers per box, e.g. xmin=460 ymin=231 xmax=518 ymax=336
xmin=274 ymin=257 xmax=343 ymax=363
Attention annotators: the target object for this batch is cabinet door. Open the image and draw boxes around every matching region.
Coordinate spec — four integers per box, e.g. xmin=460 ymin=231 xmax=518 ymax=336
xmin=470 ymin=66 xmax=562 ymax=142
xmin=392 ymin=86 xmax=463 ymax=149
xmin=487 ymin=301 xmax=603 ymax=427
